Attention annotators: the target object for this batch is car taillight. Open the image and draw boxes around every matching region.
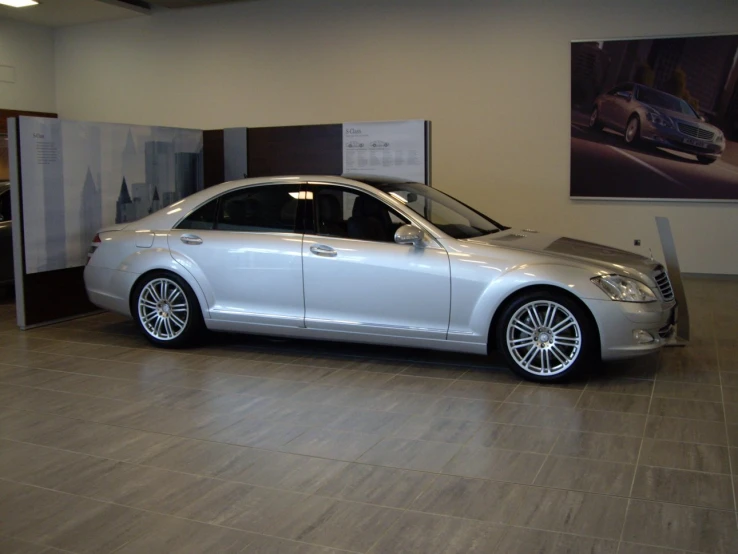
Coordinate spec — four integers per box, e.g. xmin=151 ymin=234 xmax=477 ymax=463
xmin=87 ymin=234 xmax=101 ymax=264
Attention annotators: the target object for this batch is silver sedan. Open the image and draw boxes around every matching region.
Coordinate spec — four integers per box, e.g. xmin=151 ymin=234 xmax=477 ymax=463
xmin=84 ymin=176 xmax=677 ymax=382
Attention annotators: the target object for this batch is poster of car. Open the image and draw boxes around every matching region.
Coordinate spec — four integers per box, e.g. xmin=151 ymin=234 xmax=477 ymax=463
xmin=570 ymin=33 xmax=738 ymax=201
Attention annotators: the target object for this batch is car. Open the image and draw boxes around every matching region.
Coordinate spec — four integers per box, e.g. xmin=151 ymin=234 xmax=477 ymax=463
xmin=590 ymin=82 xmax=725 ymax=164
xmin=84 ymin=175 xmax=677 ymax=382
xmin=0 ymin=181 xmax=13 ymax=288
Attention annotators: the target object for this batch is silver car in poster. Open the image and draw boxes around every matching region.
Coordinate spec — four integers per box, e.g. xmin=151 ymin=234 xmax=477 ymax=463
xmin=84 ymin=176 xmax=677 ymax=382
xmin=590 ymin=82 xmax=725 ymax=164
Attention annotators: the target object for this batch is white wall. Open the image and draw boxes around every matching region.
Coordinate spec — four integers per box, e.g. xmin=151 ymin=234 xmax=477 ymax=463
xmin=53 ymin=0 xmax=738 ymax=274
xmin=0 ymin=17 xmax=56 ymax=112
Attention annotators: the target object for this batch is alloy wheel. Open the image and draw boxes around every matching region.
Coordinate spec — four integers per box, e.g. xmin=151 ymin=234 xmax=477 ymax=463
xmin=137 ymin=278 xmax=189 ymax=340
xmin=505 ymin=300 xmax=582 ymax=376
xmin=625 ymin=119 xmax=639 ymax=142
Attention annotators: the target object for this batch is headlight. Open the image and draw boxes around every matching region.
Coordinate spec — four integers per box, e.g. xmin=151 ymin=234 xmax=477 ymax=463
xmin=716 ymin=133 xmax=724 ymax=144
xmin=646 ymin=111 xmax=673 ymax=128
xmin=591 ymin=275 xmax=657 ymax=303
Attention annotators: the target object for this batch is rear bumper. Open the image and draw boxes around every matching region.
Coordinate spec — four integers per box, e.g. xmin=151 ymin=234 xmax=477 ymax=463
xmin=83 ymin=265 xmax=139 ymax=318
xmin=586 ymin=298 xmax=677 ymax=360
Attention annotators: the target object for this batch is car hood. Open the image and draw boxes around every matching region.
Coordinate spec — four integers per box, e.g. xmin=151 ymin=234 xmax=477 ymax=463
xmin=465 ymin=229 xmax=660 ymax=275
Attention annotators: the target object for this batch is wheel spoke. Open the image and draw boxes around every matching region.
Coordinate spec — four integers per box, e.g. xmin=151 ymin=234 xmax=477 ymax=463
xmin=527 ymin=306 xmax=543 ymax=328
xmin=544 ymin=305 xmax=558 ymax=328
xmin=168 ymin=288 xmax=181 ymax=303
xmin=551 ymin=345 xmax=570 ymax=365
xmin=556 ymin=336 xmax=581 ymax=346
xmin=520 ymin=346 xmax=538 ymax=368
xmin=141 ymin=311 xmax=158 ymax=323
xmin=511 ymin=341 xmax=536 ymax=350
xmin=171 ymin=303 xmax=187 ymax=312
xmin=551 ymin=317 xmax=575 ymax=333
xmin=542 ymin=350 xmax=551 ymax=373
xmin=512 ymin=321 xmax=535 ymax=334
xmin=170 ymin=313 xmax=186 ymax=327
xmin=147 ymin=285 xmax=161 ymax=302
xmin=163 ymin=318 xmax=174 ymax=338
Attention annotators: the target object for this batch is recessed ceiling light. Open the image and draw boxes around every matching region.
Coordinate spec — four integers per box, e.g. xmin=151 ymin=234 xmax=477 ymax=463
xmin=0 ymin=0 xmax=39 ymax=7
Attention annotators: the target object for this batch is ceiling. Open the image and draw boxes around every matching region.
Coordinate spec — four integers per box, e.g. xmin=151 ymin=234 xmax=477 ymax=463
xmin=0 ymin=0 xmax=255 ymax=28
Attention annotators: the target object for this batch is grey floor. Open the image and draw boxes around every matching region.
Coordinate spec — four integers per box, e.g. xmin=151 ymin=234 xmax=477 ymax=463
xmin=1 ymin=278 xmax=737 ymax=554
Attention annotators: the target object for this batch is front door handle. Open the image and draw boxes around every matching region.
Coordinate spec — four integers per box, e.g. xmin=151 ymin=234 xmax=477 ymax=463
xmin=310 ymin=244 xmax=337 ymax=257
xmin=180 ymin=234 xmax=203 ymax=245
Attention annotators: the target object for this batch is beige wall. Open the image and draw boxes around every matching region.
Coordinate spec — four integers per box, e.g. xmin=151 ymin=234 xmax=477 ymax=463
xmin=53 ymin=0 xmax=738 ymax=273
xmin=0 ymin=18 xmax=56 ymax=113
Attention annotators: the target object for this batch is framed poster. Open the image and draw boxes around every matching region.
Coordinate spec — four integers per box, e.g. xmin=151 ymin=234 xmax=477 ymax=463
xmin=570 ymin=33 xmax=738 ymax=201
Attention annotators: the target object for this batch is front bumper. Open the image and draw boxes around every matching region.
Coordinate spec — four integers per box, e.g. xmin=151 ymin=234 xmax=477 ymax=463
xmin=641 ymin=122 xmax=724 ymax=157
xmin=586 ymin=298 xmax=677 ymax=360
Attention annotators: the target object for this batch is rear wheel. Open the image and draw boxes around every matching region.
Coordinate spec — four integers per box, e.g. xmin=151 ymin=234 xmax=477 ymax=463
xmin=131 ymin=271 xmax=203 ymax=348
xmin=496 ymin=291 xmax=596 ymax=383
xmin=589 ymin=107 xmax=604 ymax=130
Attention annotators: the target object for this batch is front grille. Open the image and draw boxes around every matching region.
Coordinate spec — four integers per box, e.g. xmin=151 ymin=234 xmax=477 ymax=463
xmin=653 ymin=268 xmax=675 ymax=302
xmin=677 ymin=122 xmax=715 ymax=141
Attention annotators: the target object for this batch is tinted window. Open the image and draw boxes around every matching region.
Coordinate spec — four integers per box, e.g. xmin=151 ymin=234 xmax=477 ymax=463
xmin=313 ymin=186 xmax=408 ymax=243
xmin=635 ymin=86 xmax=698 ymax=116
xmin=0 ymin=188 xmax=11 ymax=221
xmin=217 ymin=184 xmax=300 ymax=233
xmin=177 ymin=198 xmax=217 ymax=230
xmin=373 ymin=182 xmax=503 ymax=239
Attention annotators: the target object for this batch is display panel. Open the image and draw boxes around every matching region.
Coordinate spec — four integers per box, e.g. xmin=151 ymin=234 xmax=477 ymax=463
xmin=18 ymin=117 xmax=203 ymax=273
xmin=570 ymin=34 xmax=738 ymax=201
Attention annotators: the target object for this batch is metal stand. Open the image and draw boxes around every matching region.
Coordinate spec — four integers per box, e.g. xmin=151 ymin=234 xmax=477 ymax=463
xmin=656 ymin=216 xmax=689 ymax=347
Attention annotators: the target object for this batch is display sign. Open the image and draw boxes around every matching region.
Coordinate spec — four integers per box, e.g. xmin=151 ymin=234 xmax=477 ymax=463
xmin=18 ymin=117 xmax=203 ymax=274
xmin=342 ymin=119 xmax=427 ymax=183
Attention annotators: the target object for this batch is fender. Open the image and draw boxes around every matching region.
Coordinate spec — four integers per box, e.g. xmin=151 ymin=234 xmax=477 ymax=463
xmin=449 ymin=262 xmax=606 ymax=343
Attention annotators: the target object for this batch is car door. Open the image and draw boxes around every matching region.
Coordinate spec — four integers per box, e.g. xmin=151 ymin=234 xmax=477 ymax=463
xmin=168 ymin=182 xmax=306 ymax=328
xmin=598 ymin=85 xmax=623 ymax=125
xmin=302 ymin=183 xmax=451 ymax=340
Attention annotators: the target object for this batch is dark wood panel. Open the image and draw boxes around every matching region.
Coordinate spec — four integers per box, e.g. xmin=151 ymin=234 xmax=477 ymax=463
xmin=247 ymin=124 xmax=342 ymax=177
xmin=23 ymin=267 xmax=96 ymax=326
xmin=203 ymin=129 xmax=224 ymax=188
xmin=0 ymin=109 xmax=57 ymax=135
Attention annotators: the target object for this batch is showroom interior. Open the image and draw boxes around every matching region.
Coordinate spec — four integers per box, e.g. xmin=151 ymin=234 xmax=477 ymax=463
xmin=2 ymin=0 xmax=738 ymax=552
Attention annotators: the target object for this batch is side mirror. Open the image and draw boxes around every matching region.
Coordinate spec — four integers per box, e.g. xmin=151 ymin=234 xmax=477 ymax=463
xmin=394 ymin=224 xmax=424 ymax=247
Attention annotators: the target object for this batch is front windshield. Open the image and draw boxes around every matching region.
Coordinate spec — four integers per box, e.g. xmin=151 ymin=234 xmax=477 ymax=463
xmin=636 ymin=87 xmax=698 ymax=117
xmin=374 ymin=182 xmax=504 ymax=239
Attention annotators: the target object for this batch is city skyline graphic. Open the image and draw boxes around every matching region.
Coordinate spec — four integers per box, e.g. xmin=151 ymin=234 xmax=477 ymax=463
xmin=19 ymin=117 xmax=203 ymax=274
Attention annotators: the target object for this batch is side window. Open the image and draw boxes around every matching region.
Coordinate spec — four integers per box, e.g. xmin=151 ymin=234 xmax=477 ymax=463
xmin=217 ymin=184 xmax=300 ymax=233
xmin=314 ymin=186 xmax=408 ymax=243
xmin=177 ymin=198 xmax=217 ymax=230
xmin=0 ymin=190 xmax=11 ymax=222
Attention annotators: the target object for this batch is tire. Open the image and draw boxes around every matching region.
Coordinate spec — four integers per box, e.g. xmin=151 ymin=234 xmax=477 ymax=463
xmin=697 ymin=155 xmax=717 ymax=165
xmin=131 ymin=271 xmax=204 ymax=348
xmin=495 ymin=290 xmax=597 ymax=383
xmin=589 ymin=107 xmax=604 ymax=130
xmin=624 ymin=116 xmax=640 ymax=145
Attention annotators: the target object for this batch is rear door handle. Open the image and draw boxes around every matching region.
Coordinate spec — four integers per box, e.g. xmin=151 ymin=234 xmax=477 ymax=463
xmin=180 ymin=234 xmax=203 ymax=245
xmin=310 ymin=244 xmax=337 ymax=257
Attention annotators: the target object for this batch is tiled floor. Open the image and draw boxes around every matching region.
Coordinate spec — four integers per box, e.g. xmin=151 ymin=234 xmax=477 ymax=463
xmin=1 ymin=277 xmax=737 ymax=553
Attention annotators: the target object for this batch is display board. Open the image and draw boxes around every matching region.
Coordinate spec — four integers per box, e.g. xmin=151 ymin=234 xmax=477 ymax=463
xmin=570 ymin=33 xmax=738 ymax=201
xmin=342 ymin=119 xmax=428 ymax=183
xmin=18 ymin=117 xmax=203 ymax=273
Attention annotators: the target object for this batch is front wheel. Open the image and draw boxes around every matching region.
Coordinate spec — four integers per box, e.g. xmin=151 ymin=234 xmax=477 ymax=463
xmin=131 ymin=271 xmax=203 ymax=348
xmin=496 ymin=291 xmax=596 ymax=382
xmin=624 ymin=116 xmax=640 ymax=145
xmin=589 ymin=107 xmax=604 ymax=130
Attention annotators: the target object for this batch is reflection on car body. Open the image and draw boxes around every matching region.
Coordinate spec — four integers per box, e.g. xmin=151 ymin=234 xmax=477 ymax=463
xmin=590 ymin=82 xmax=725 ymax=164
xmin=84 ymin=175 xmax=677 ymax=383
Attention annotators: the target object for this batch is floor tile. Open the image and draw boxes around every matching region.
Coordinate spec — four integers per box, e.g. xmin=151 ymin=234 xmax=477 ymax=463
xmin=569 ymin=409 xmax=647 ymax=437
xmin=443 ymin=445 xmax=546 ymax=483
xmin=511 ymin=486 xmax=628 ymax=539
xmin=534 ymin=456 xmax=635 ymax=496
xmin=392 ymin=415 xmax=481 ymax=443
xmin=552 ymin=430 xmax=642 ymax=463
xmin=577 ymin=391 xmax=650 ymax=414
xmin=315 ymin=369 xmax=394 ymax=388
xmin=489 ymin=403 xmax=577 ymax=429
xmin=410 ymin=474 xmax=524 ymax=523
xmin=325 ymin=408 xmax=410 ymax=435
xmin=493 ymin=527 xmax=618 ymax=554
xmin=242 ymin=535 xmax=343 ymax=554
xmin=421 ymin=396 xmax=499 ymax=421
xmin=315 ymin=463 xmax=436 ymax=508
xmin=653 ymin=381 xmax=722 ymax=403
xmin=379 ymin=374 xmax=452 ymax=395
xmin=358 ymin=437 xmax=462 ymax=472
xmin=585 ymin=377 xmax=654 ymax=396
xmin=631 ymin=466 xmax=735 ymax=510
xmin=442 ymin=380 xmax=516 ymax=401
xmin=367 ymin=511 xmax=506 ymax=554
xmin=617 ymin=543 xmax=686 ymax=554
xmin=656 ymin=367 xmax=721 ymax=386
xmin=505 ymin=385 xmax=582 ymax=407
xmin=649 ymin=397 xmax=724 ymax=422
xmin=622 ymin=499 xmax=738 ymax=553
xmin=265 ymin=495 xmax=401 ymax=552
xmin=639 ymin=439 xmax=731 ymax=473
xmin=645 ymin=416 xmax=727 ymax=445
xmin=467 ymin=423 xmax=560 ymax=453
xmin=210 ymin=418 xmax=309 ymax=449
xmin=280 ymin=427 xmax=382 ymax=461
